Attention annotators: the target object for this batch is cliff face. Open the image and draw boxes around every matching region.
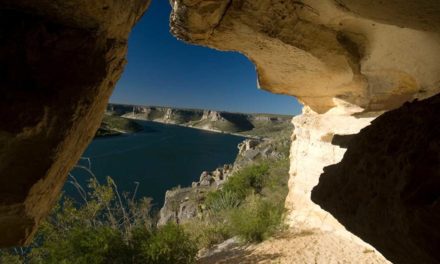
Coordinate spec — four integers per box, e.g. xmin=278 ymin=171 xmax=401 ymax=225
xmin=201 ymin=110 xmax=224 ymax=122
xmin=158 ymin=132 xmax=290 ymax=226
xmin=170 ymin=0 xmax=440 ymax=262
xmin=112 ymin=103 xmax=291 ymax=135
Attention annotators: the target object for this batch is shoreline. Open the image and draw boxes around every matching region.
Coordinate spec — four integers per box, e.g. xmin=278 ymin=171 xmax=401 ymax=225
xmin=124 ymin=116 xmax=264 ymax=140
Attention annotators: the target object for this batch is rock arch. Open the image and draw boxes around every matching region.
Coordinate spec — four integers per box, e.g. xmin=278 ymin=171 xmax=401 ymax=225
xmin=0 ymin=0 xmax=439 ymax=263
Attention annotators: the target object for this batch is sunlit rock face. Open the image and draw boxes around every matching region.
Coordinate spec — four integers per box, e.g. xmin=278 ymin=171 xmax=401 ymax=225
xmin=286 ymin=103 xmax=375 ymax=231
xmin=170 ymin=0 xmax=440 ymax=262
xmin=312 ymin=94 xmax=440 ymax=264
xmin=170 ymin=0 xmax=440 ymax=113
xmin=0 ymin=0 xmax=149 ymax=246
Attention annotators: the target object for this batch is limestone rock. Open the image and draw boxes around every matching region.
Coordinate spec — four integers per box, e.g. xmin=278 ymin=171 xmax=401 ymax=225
xmin=312 ymin=94 xmax=440 ymax=264
xmin=158 ymin=188 xmax=201 ymax=226
xmin=0 ymin=0 xmax=149 ymax=246
xmin=170 ymin=0 xmax=440 ymax=113
xmin=199 ymin=171 xmax=214 ymax=187
xmin=202 ymin=110 xmax=224 ymax=121
xmin=285 ymin=104 xmax=377 ymax=242
xmin=237 ymin=139 xmax=261 ymax=155
xmin=337 ymin=0 xmax=440 ymax=32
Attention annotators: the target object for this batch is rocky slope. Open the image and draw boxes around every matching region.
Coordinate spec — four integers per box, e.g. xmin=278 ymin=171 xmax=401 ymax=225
xmin=158 ymin=128 xmax=291 ymax=226
xmin=108 ymin=103 xmax=292 ymax=136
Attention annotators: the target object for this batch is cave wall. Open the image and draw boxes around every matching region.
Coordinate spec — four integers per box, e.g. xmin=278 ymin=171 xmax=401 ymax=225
xmin=285 ymin=103 xmax=375 ymax=232
xmin=312 ymin=94 xmax=440 ymax=264
xmin=0 ymin=0 xmax=149 ymax=246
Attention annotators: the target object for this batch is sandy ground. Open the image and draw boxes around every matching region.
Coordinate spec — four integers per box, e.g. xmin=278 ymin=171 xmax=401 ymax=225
xmin=198 ymin=229 xmax=390 ymax=264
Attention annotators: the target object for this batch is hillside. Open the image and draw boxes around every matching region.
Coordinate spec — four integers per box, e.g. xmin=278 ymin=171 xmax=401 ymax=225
xmin=107 ymin=103 xmax=292 ymax=137
xmin=95 ymin=114 xmax=143 ymax=137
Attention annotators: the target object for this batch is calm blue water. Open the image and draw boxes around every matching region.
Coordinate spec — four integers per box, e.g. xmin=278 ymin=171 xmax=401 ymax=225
xmin=67 ymin=121 xmax=245 ymax=207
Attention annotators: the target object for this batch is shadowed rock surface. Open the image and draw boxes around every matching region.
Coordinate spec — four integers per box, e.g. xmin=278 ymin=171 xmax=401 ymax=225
xmin=0 ymin=0 xmax=149 ymax=246
xmin=312 ymin=94 xmax=440 ymax=264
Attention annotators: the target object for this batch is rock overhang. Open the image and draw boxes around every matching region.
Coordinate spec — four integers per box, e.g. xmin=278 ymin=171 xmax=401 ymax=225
xmin=169 ymin=1 xmax=440 ymax=263
xmin=170 ymin=0 xmax=440 ymax=114
xmin=0 ymin=1 xmax=439 ymax=263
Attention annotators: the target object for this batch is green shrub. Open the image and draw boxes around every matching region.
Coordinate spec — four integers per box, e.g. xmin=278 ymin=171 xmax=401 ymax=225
xmin=223 ymin=163 xmax=269 ymax=196
xmin=35 ymin=226 xmax=127 ymax=264
xmin=183 ymin=217 xmax=232 ymax=249
xmin=0 ymin=253 xmax=22 ymax=264
xmin=205 ymin=163 xmax=269 ymax=211
xmin=133 ymin=224 xmax=197 ymax=264
xmin=204 ymin=190 xmax=241 ymax=212
xmin=1 ymin=176 xmax=197 ymax=264
xmin=201 ymin=161 xmax=288 ymax=244
xmin=228 ymin=195 xmax=285 ymax=242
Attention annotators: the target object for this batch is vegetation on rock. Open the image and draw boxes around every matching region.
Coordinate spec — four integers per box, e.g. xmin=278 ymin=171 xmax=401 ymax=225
xmin=1 ymin=117 xmax=292 ymax=263
xmin=186 ymin=158 xmax=289 ymax=248
xmin=95 ymin=114 xmax=143 ymax=137
xmin=0 ymin=177 xmax=197 ymax=264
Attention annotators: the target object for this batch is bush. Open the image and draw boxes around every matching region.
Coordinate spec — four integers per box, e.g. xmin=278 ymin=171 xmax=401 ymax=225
xmin=202 ymin=161 xmax=287 ymax=243
xmin=133 ymin=224 xmax=197 ymax=264
xmin=228 ymin=195 xmax=284 ymax=242
xmin=204 ymin=190 xmax=241 ymax=212
xmin=223 ymin=163 xmax=269 ymax=196
xmin=1 ymin=176 xmax=197 ymax=264
xmin=0 ymin=253 xmax=22 ymax=264
xmin=35 ymin=226 xmax=128 ymax=264
xmin=205 ymin=163 xmax=269 ymax=211
xmin=183 ymin=217 xmax=232 ymax=249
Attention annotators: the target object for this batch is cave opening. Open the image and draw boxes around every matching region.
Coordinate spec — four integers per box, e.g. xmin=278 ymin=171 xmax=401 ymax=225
xmin=0 ymin=0 xmax=439 ymax=263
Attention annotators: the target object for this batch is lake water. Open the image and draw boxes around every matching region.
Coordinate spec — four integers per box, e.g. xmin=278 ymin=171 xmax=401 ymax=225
xmin=67 ymin=121 xmax=245 ymax=207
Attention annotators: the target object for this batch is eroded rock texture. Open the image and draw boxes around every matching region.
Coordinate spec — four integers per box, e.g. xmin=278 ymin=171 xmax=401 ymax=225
xmin=170 ymin=0 xmax=440 ymax=262
xmin=0 ymin=0 xmax=149 ymax=246
xmin=170 ymin=0 xmax=440 ymax=113
xmin=312 ymin=94 xmax=440 ymax=264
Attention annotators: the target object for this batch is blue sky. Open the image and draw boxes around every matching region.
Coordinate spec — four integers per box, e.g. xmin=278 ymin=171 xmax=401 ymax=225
xmin=110 ymin=0 xmax=302 ymax=115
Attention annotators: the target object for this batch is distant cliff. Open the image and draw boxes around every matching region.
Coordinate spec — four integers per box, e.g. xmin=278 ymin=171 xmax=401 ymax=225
xmin=95 ymin=114 xmax=143 ymax=137
xmin=107 ymin=103 xmax=292 ymax=137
